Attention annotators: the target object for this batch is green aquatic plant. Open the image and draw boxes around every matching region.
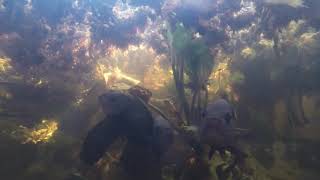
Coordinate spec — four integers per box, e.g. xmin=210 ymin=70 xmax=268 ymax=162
xmin=233 ymin=19 xmax=320 ymax=128
xmin=167 ymin=23 xmax=214 ymax=124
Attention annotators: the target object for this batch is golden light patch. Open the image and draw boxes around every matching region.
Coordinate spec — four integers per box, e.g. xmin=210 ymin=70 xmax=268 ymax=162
xmin=96 ymin=44 xmax=169 ymax=90
xmin=21 ymin=120 xmax=59 ymax=144
xmin=259 ymin=39 xmax=274 ymax=48
xmin=241 ymin=47 xmax=256 ymax=59
xmin=143 ymin=58 xmax=172 ymax=91
xmin=0 ymin=56 xmax=12 ymax=73
xmin=208 ymin=62 xmax=231 ymax=93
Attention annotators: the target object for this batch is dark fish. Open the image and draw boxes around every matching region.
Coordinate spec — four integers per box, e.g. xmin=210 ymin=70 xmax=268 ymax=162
xmin=80 ymin=90 xmax=162 ymax=180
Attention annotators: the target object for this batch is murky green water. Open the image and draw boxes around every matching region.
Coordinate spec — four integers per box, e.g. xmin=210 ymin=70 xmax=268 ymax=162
xmin=0 ymin=0 xmax=319 ymax=179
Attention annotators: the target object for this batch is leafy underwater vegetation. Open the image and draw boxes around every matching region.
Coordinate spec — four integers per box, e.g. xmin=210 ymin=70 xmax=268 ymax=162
xmin=0 ymin=0 xmax=320 ymax=179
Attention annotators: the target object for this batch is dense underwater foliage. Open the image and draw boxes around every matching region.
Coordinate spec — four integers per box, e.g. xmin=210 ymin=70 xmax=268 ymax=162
xmin=0 ymin=0 xmax=320 ymax=179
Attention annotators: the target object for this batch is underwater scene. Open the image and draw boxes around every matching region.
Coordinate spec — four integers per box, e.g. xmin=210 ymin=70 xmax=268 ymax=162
xmin=0 ymin=0 xmax=320 ymax=180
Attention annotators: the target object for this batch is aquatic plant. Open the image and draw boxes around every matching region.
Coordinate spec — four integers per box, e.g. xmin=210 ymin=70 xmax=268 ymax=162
xmin=167 ymin=23 xmax=214 ymax=124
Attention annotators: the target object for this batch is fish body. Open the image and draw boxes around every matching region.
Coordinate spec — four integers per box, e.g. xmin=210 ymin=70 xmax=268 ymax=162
xmin=81 ymin=90 xmax=163 ymax=180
